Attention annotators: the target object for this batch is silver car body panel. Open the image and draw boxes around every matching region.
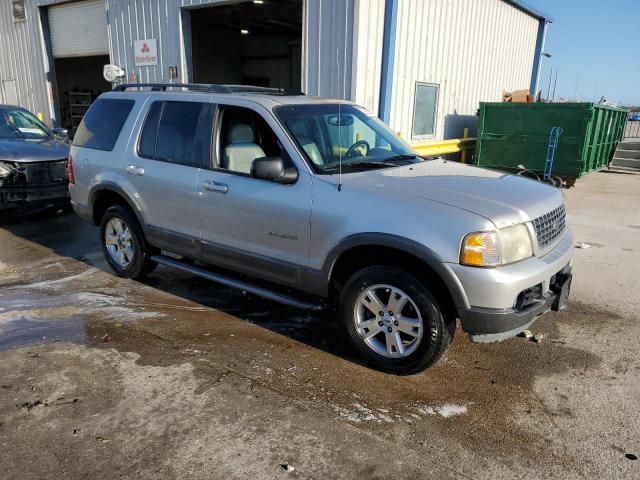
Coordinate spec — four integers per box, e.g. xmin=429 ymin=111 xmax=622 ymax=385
xmin=69 ymin=89 xmax=574 ymax=339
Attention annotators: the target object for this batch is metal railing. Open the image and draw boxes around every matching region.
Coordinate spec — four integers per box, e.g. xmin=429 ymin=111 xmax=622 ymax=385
xmin=412 ymin=127 xmax=476 ymax=162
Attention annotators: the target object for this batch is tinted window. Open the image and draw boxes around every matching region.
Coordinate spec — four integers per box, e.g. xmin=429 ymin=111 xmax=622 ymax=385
xmin=74 ymin=99 xmax=134 ymax=151
xmin=138 ymin=102 xmax=162 ymax=159
xmin=412 ymin=83 xmax=438 ymax=138
xmin=155 ymin=101 xmax=206 ymax=167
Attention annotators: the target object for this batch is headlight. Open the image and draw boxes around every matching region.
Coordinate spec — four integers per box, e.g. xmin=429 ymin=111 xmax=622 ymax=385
xmin=461 ymin=224 xmax=533 ymax=267
xmin=500 ymin=224 xmax=533 ymax=264
xmin=460 ymin=231 xmax=500 ymax=267
xmin=0 ymin=162 xmax=14 ymax=178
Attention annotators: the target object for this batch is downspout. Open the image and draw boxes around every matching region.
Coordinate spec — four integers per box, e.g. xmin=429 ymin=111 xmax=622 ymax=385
xmin=529 ymin=19 xmax=549 ymax=96
xmin=378 ymin=0 xmax=398 ymax=123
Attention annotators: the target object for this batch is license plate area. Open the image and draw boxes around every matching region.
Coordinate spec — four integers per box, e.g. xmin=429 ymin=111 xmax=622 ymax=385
xmin=551 ymin=270 xmax=572 ymax=311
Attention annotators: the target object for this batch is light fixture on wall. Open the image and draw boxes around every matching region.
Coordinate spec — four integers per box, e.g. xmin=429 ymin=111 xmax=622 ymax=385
xmin=240 ymin=29 xmax=249 ymax=35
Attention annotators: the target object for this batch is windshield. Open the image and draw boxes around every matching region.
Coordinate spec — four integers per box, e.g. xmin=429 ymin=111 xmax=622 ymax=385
xmin=275 ymin=104 xmax=420 ymax=174
xmin=0 ymin=107 xmax=50 ymax=140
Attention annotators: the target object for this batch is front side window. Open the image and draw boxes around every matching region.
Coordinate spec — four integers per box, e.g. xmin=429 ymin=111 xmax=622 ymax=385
xmin=275 ymin=104 xmax=418 ymax=174
xmin=0 ymin=107 xmax=50 ymax=140
xmin=74 ymin=99 xmax=134 ymax=151
xmin=216 ymin=105 xmax=284 ymax=175
xmin=412 ymin=82 xmax=439 ymax=138
xmin=137 ymin=101 xmax=209 ymax=167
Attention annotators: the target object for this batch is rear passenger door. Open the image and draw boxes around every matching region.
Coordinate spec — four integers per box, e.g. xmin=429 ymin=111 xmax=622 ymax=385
xmin=127 ymin=99 xmax=212 ymax=256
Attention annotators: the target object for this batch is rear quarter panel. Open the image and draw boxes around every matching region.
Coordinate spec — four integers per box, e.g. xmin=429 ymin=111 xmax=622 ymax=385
xmin=69 ymin=94 xmax=148 ymax=217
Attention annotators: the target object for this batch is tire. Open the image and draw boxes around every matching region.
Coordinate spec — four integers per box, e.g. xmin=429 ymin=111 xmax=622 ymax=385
xmin=339 ymin=265 xmax=454 ymax=374
xmin=99 ymin=205 xmax=158 ymax=279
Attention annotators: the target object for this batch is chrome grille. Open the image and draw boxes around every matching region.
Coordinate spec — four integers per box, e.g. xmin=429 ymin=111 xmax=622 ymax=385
xmin=533 ymin=204 xmax=566 ymax=249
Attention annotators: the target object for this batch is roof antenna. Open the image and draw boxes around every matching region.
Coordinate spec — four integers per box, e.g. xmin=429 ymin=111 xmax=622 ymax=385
xmin=337 ymin=47 xmax=343 ymax=192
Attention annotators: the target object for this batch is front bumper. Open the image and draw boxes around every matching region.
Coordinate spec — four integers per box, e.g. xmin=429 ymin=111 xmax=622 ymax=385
xmin=0 ymin=183 xmax=69 ymax=211
xmin=448 ymin=228 xmax=574 ymax=341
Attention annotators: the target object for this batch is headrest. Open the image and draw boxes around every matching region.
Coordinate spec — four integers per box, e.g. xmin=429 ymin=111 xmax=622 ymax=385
xmin=228 ymin=123 xmax=254 ymax=144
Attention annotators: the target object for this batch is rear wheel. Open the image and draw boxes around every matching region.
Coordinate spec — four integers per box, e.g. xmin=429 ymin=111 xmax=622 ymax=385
xmin=99 ymin=205 xmax=158 ymax=278
xmin=340 ymin=265 xmax=453 ymax=373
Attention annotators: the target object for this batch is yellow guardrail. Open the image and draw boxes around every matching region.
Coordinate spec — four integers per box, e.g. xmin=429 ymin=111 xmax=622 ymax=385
xmin=411 ymin=128 xmax=476 ymax=163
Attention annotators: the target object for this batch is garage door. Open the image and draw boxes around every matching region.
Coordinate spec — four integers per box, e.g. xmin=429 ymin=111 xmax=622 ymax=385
xmin=49 ymin=0 xmax=109 ymax=58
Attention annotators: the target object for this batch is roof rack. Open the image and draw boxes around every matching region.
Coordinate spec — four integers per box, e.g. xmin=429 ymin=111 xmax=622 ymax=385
xmin=224 ymin=85 xmax=305 ymax=96
xmin=113 ymin=83 xmax=305 ymax=96
xmin=113 ymin=83 xmax=233 ymax=93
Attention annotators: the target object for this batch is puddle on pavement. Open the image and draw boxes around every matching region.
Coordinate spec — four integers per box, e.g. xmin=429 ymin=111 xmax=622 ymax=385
xmin=76 ymin=294 xmax=608 ymax=468
xmin=0 ymin=238 xmax=614 ymax=469
xmin=0 ymin=315 xmax=87 ymax=350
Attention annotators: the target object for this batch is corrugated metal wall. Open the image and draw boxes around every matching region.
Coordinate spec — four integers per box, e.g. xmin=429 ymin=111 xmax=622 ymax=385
xmin=390 ymin=0 xmax=539 ymax=141
xmin=1 ymin=0 xmax=539 ymax=134
xmin=304 ymin=0 xmax=355 ymax=100
xmin=0 ymin=0 xmax=58 ymax=123
xmin=0 ymin=0 xmax=354 ymax=126
xmin=350 ymin=0 xmax=385 ymax=114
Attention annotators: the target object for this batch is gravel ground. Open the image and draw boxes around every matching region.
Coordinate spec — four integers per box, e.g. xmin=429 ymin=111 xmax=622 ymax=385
xmin=0 ymin=171 xmax=638 ymax=479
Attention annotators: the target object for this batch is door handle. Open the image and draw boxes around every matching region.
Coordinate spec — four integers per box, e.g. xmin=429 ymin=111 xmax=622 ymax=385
xmin=203 ymin=180 xmax=228 ymax=194
xmin=126 ymin=165 xmax=145 ymax=176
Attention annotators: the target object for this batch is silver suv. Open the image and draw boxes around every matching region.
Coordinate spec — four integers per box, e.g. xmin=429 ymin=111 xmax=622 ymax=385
xmin=69 ymin=84 xmax=573 ymax=373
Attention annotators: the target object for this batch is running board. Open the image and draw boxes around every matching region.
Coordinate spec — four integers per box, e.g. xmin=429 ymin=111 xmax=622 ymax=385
xmin=151 ymin=255 xmax=324 ymax=311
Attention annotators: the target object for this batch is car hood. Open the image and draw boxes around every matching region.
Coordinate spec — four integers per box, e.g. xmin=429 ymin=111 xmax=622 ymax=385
xmin=0 ymin=137 xmax=69 ymax=163
xmin=340 ymin=159 xmax=565 ymax=227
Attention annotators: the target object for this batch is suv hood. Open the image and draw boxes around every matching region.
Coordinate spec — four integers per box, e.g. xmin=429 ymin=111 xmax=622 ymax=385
xmin=342 ymin=159 xmax=564 ymax=227
xmin=0 ymin=137 xmax=69 ymax=164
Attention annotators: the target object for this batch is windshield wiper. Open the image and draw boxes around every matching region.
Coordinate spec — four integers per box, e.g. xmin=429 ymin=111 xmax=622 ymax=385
xmin=320 ymin=154 xmax=420 ymax=173
xmin=381 ymin=154 xmax=421 ymax=163
xmin=322 ymin=161 xmax=394 ymax=172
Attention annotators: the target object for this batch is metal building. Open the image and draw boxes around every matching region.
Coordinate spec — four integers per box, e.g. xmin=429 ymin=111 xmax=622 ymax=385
xmin=0 ymin=0 xmax=550 ymax=142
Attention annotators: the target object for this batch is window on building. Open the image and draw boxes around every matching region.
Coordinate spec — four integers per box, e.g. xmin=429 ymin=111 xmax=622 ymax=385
xmin=137 ymin=101 xmax=209 ymax=167
xmin=412 ymin=82 xmax=439 ymax=138
xmin=73 ymin=99 xmax=134 ymax=151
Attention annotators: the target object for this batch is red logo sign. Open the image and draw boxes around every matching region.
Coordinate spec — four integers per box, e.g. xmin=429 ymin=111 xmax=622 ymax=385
xmin=141 ymin=43 xmax=149 ymax=53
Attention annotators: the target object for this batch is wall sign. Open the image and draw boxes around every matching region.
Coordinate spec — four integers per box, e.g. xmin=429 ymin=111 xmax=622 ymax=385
xmin=134 ymin=39 xmax=158 ymax=66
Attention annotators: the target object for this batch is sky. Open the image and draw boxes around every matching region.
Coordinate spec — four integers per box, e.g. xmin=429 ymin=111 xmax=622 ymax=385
xmin=529 ymin=0 xmax=640 ymax=106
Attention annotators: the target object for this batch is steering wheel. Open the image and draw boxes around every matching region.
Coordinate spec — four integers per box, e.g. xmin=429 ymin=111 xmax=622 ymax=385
xmin=344 ymin=140 xmax=370 ymax=158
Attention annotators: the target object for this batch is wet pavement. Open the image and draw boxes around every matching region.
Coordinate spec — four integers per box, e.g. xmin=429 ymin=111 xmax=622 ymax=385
xmin=1 ymin=172 xmax=639 ymax=479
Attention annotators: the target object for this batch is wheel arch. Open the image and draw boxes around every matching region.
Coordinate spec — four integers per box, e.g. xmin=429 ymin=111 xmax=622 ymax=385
xmin=325 ymin=234 xmax=469 ymax=317
xmin=89 ymin=183 xmax=146 ymax=228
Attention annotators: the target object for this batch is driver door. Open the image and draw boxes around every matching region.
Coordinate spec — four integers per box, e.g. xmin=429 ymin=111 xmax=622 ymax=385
xmin=197 ymin=103 xmax=312 ymax=288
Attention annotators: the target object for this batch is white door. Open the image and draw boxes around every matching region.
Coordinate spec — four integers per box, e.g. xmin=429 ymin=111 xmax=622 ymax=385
xmin=48 ymin=0 xmax=109 ymax=58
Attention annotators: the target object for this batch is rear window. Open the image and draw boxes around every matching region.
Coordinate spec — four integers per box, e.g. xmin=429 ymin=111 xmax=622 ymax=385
xmin=73 ymin=98 xmax=134 ymax=151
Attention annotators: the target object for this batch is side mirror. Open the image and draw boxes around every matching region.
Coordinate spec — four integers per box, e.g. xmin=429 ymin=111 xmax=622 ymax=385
xmin=52 ymin=127 xmax=69 ymax=140
xmin=251 ymin=156 xmax=297 ymax=184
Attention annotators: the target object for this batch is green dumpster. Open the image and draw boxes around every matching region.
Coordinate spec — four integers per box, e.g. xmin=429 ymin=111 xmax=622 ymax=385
xmin=474 ymin=102 xmax=628 ymax=184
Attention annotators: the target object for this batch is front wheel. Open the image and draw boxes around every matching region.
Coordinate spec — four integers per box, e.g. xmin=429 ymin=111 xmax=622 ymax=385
xmin=340 ymin=266 xmax=453 ymax=373
xmin=100 ymin=205 xmax=158 ymax=279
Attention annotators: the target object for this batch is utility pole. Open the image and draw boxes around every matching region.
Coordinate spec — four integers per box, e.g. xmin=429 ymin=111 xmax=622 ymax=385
xmin=551 ymin=69 xmax=558 ymax=101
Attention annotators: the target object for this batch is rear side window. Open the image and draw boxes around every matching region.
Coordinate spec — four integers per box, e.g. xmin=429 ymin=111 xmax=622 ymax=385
xmin=73 ymin=99 xmax=134 ymax=151
xmin=138 ymin=102 xmax=162 ymax=158
xmin=137 ymin=100 xmax=210 ymax=167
